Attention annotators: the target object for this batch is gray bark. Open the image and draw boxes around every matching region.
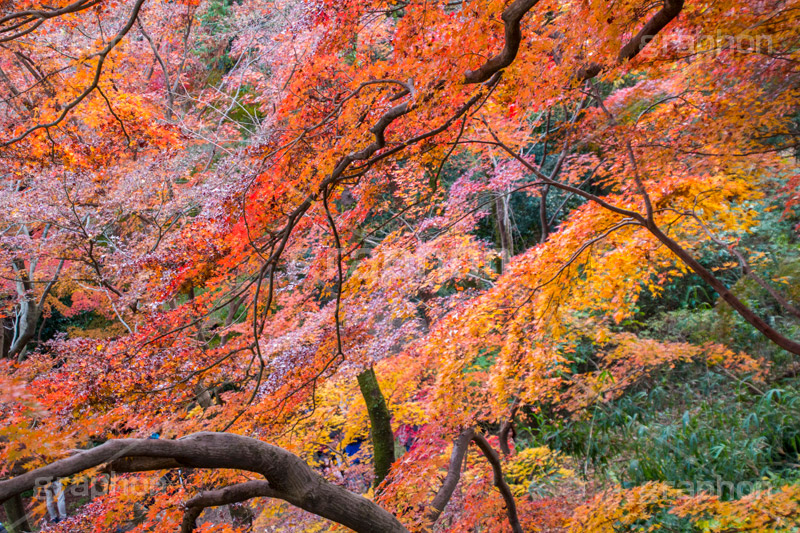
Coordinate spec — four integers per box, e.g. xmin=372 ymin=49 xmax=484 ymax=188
xmin=0 ymin=432 xmax=408 ymax=533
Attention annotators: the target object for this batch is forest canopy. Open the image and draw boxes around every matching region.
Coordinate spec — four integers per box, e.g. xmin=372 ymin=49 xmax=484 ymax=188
xmin=0 ymin=0 xmax=799 ymax=531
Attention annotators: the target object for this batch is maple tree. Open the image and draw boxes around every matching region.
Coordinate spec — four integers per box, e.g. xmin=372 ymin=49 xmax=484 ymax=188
xmin=0 ymin=0 xmax=799 ymax=531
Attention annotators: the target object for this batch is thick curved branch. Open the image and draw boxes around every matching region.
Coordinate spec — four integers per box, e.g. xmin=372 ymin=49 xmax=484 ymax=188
xmin=578 ymin=0 xmax=685 ymax=80
xmin=428 ymin=428 xmax=474 ymax=523
xmin=498 ymin=400 xmax=520 ymax=456
xmin=618 ymin=0 xmax=685 ymax=63
xmin=464 ymin=0 xmax=541 ymax=84
xmin=181 ymin=480 xmax=281 ymax=533
xmin=428 ymin=429 xmax=522 ymax=533
xmin=102 ymin=456 xmax=184 ymax=473
xmin=464 ymin=0 xmax=683 ymax=84
xmin=498 ymin=420 xmax=514 ymax=455
xmin=0 ymin=432 xmax=409 ymax=533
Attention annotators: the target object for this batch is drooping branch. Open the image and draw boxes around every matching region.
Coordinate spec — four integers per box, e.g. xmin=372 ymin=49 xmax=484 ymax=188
xmin=0 ymin=432 xmax=409 ymax=533
xmin=472 ymin=433 xmax=524 ymax=533
xmin=488 ymin=133 xmax=800 ymax=357
xmin=688 ymin=213 xmax=800 ymax=321
xmin=647 ymin=224 xmax=800 ymax=356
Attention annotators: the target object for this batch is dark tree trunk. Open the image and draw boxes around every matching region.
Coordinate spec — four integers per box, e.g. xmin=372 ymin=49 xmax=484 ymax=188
xmin=3 ymin=494 xmax=31 ymax=533
xmin=0 ymin=316 xmax=12 ymax=359
xmin=357 ymin=367 xmax=395 ymax=490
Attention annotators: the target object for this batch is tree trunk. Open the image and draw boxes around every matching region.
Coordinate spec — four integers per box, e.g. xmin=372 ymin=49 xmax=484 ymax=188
xmin=356 ymin=367 xmax=395 ymax=490
xmin=194 ymin=382 xmax=214 ymax=409
xmin=495 ymin=192 xmax=514 ymax=266
xmin=8 ymin=301 xmax=38 ymax=360
xmin=3 ymin=494 xmax=31 ymax=533
xmin=539 ymin=185 xmax=550 ymax=243
xmin=0 ymin=316 xmax=11 ymax=358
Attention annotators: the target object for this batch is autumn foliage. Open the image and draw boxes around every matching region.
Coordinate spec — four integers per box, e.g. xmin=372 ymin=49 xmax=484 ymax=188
xmin=0 ymin=0 xmax=799 ymax=531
